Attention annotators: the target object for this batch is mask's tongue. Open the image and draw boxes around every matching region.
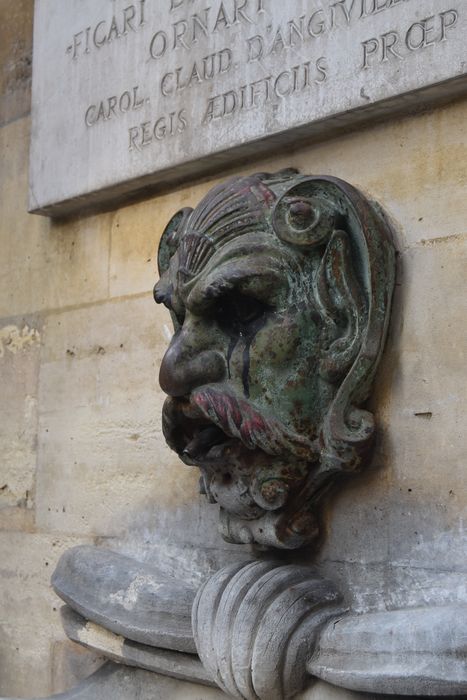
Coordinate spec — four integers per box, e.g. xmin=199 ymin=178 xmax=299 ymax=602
xmin=183 ymin=425 xmax=226 ymax=460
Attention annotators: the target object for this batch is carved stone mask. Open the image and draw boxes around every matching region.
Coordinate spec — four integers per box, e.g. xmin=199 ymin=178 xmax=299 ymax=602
xmin=154 ymin=170 xmax=395 ymax=549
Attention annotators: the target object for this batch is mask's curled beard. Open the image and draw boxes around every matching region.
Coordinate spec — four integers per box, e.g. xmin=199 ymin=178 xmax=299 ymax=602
xmin=191 ymin=386 xmax=318 ymax=461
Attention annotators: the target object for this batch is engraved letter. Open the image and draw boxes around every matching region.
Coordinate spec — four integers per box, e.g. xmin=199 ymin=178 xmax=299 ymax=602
xmin=128 ymin=126 xmax=141 ymax=151
xmin=203 ymin=53 xmax=215 ymax=79
xmin=302 ymin=61 xmax=311 ymax=89
xmin=173 ymin=20 xmax=190 ymax=49
xmin=132 ymin=86 xmax=144 ymax=109
xmin=154 ymin=117 xmax=167 ymax=140
xmin=84 ymin=26 xmax=91 ymax=54
xmin=360 ymin=0 xmax=374 ymax=18
xmin=107 ymin=96 xmax=117 ymax=118
xmin=381 ymin=31 xmax=402 ymax=61
xmin=72 ymin=31 xmax=83 ymax=59
xmin=308 ymin=10 xmax=325 ymax=38
xmin=213 ymin=3 xmax=231 ymax=32
xmin=170 ymin=0 xmax=185 ymax=9
xmin=84 ymin=105 xmax=97 ymax=126
xmin=203 ymin=97 xmax=217 ymax=123
xmin=288 ymin=16 xmax=305 ymax=45
xmin=119 ymin=91 xmax=132 ymax=112
xmin=187 ymin=61 xmax=203 ymax=87
xmin=222 ymin=90 xmax=237 ymax=116
xmin=177 ymin=109 xmax=188 ymax=132
xmin=331 ymin=0 xmax=356 ymax=27
xmin=270 ymin=28 xmax=286 ymax=55
xmin=96 ymin=102 xmax=106 ymax=121
xmin=405 ymin=18 xmax=435 ymax=51
xmin=274 ymin=70 xmax=292 ymax=97
xmin=174 ymin=67 xmax=184 ymax=91
xmin=122 ymin=5 xmax=137 ymax=34
xmin=141 ymin=121 xmax=152 ymax=147
xmin=422 ymin=15 xmax=436 ymax=48
xmin=161 ymin=72 xmax=175 ymax=96
xmin=192 ymin=10 xmax=209 ymax=42
xmin=234 ymin=0 xmax=253 ymax=25
xmin=361 ymin=38 xmax=379 ymax=68
xmin=219 ymin=48 xmax=232 ymax=73
xmin=107 ymin=15 xmax=121 ymax=42
xmin=440 ymin=9 xmax=458 ymax=41
xmin=247 ymin=35 xmax=264 ymax=62
xmin=250 ymin=78 xmax=270 ymax=107
xmin=149 ymin=30 xmax=168 ymax=58
xmin=93 ymin=21 xmax=107 ymax=48
xmin=315 ymin=56 xmax=327 ymax=83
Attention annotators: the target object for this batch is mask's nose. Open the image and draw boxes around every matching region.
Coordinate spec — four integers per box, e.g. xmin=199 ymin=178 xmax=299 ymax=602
xmin=159 ymin=320 xmax=227 ymax=397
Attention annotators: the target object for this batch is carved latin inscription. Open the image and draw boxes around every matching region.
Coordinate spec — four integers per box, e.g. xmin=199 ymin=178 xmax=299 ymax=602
xmin=30 ymin=0 xmax=467 ymax=215
xmin=75 ymin=0 xmax=460 ymax=147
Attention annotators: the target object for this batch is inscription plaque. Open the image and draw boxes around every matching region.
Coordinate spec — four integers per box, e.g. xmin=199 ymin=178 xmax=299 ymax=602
xmin=30 ymin=0 xmax=467 ymax=216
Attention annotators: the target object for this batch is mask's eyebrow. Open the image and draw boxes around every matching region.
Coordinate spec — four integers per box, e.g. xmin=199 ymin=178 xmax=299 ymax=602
xmin=187 ymin=263 xmax=285 ymax=314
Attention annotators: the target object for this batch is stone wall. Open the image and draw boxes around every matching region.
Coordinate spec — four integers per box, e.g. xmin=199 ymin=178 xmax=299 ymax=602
xmin=0 ymin=1 xmax=465 ymax=697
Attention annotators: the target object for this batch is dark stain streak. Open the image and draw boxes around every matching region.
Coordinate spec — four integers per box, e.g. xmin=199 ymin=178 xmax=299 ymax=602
xmin=227 ymin=336 xmax=237 ymax=380
xmin=242 ymin=338 xmax=252 ymax=398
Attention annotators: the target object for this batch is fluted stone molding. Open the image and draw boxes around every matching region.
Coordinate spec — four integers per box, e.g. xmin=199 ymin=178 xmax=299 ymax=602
xmin=308 ymin=605 xmax=467 ymax=696
xmin=52 ymin=547 xmax=467 ymax=697
xmin=192 ymin=560 xmax=345 ymax=700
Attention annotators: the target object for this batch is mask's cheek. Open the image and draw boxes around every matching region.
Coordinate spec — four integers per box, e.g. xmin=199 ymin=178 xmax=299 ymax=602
xmin=242 ymin=314 xmax=324 ymax=435
xmin=250 ymin=312 xmax=320 ymax=377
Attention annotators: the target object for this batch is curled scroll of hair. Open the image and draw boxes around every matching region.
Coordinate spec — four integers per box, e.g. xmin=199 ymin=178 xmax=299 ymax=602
xmin=275 ymin=176 xmax=395 ymax=476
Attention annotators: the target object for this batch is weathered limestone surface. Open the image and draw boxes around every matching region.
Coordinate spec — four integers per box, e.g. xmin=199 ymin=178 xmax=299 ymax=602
xmin=1 ymin=661 xmax=444 ymax=700
xmin=1 ymin=0 xmax=466 ymax=696
xmin=0 ymin=317 xmax=40 ymax=531
xmin=0 ymin=532 xmax=99 ymax=697
xmin=0 ymin=664 xmax=226 ymax=700
xmin=0 ymin=0 xmax=32 ymax=125
xmin=1 ymin=663 xmax=396 ymax=700
xmin=317 ymin=235 xmax=467 ymax=614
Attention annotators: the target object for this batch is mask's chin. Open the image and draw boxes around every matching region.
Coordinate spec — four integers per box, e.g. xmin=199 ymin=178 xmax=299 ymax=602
xmin=202 ymin=467 xmax=265 ymax=520
xmin=219 ymin=506 xmax=320 ymax=549
xmin=199 ymin=447 xmax=304 ymax=521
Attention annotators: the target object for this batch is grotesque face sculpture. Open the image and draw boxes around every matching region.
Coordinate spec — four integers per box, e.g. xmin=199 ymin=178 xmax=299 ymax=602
xmin=154 ymin=170 xmax=395 ymax=548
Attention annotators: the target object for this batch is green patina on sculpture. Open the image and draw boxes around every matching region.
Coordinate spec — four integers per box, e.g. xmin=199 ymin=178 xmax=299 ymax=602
xmin=154 ymin=169 xmax=395 ymax=548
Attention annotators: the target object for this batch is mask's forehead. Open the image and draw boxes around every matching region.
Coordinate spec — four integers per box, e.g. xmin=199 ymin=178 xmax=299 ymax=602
xmin=175 ymin=174 xmax=279 ymax=290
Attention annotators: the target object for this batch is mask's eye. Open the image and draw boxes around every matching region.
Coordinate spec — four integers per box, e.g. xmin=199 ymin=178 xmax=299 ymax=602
xmin=215 ymin=294 xmax=270 ymax=334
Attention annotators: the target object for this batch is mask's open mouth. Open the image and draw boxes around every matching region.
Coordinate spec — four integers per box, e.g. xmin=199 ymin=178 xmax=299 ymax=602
xmin=162 ymin=397 xmax=241 ymax=467
xmin=162 ymin=387 xmax=319 ymax=467
xmin=182 ymin=424 xmax=235 ymax=465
